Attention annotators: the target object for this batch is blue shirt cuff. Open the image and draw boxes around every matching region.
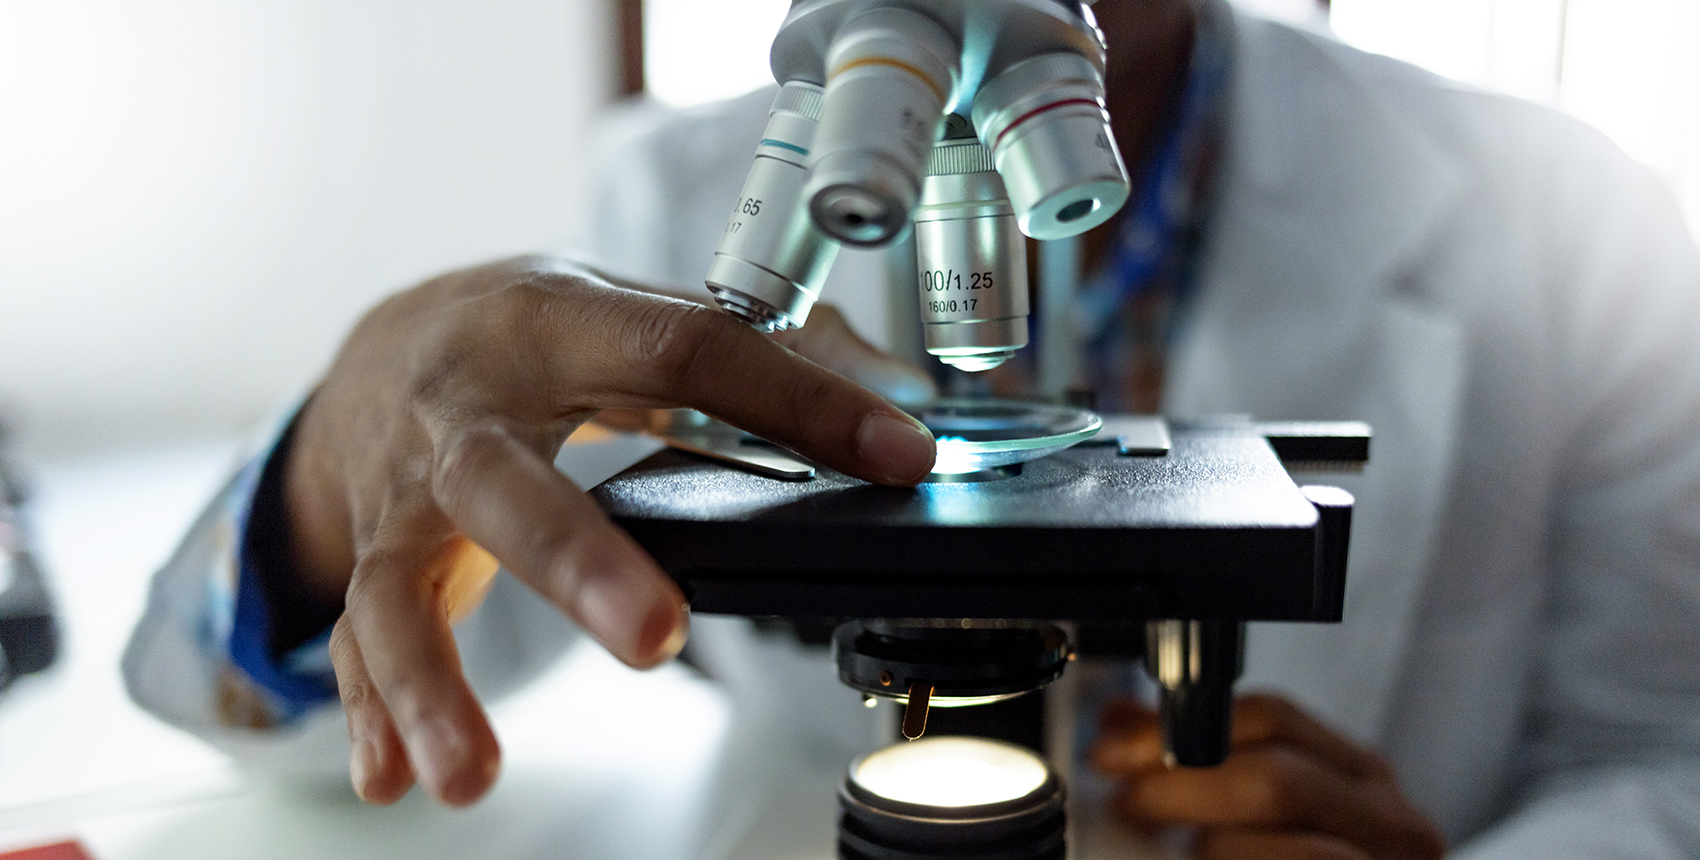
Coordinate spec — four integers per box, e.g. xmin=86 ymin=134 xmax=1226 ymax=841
xmin=226 ymin=418 xmax=339 ymax=715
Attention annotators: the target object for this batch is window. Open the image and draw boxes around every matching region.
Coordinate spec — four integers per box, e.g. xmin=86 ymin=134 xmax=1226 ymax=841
xmin=635 ymin=0 xmax=1700 ymax=237
xmin=643 ymin=0 xmax=792 ymax=107
xmin=1332 ymin=0 xmax=1700 ymax=237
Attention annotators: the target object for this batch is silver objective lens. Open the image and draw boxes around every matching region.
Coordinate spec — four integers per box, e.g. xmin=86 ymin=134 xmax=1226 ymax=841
xmin=802 ymin=6 xmax=956 ymax=247
xmin=913 ymin=126 xmax=1028 ymax=372
xmin=706 ymin=82 xmax=841 ymax=332
xmin=972 ymin=52 xmax=1130 ymax=241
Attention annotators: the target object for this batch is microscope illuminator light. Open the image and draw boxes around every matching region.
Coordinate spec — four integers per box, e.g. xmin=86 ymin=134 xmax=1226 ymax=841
xmin=850 ymin=737 xmax=1050 ymax=808
xmin=839 ymin=736 xmax=1066 ymax=860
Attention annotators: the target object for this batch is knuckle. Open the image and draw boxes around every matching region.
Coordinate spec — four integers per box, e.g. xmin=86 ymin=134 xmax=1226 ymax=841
xmin=1304 ymin=837 xmax=1368 ymax=860
xmin=1386 ymin=810 xmax=1448 ymax=860
xmin=338 ymin=676 xmax=376 ymax=714
xmin=431 ymin=425 xmax=508 ymax=511
xmin=787 ymin=372 xmax=844 ymax=433
xmin=537 ymin=540 xmax=591 ymax=598
xmin=1413 ymin=826 xmax=1448 ymax=859
xmin=405 ymin=342 xmax=472 ymax=417
xmin=1234 ymin=694 xmax=1279 ymax=740
xmin=500 ymin=253 xmax=565 ymax=275
xmin=328 ymin=621 xmax=374 ymax=707
xmin=1116 ymin=778 xmax=1159 ymax=820
xmin=425 ymin=268 xmax=585 ymax=404
xmin=512 ymin=513 xmax=588 ymax=592
xmin=1270 ymin=696 xmax=1313 ymax=735
xmin=1363 ymin=750 xmax=1397 ymax=780
xmin=338 ymin=678 xmax=377 ymax=716
xmin=534 ymin=517 xmax=626 ymax=598
xmin=341 ymin=568 xmax=384 ymax=625
xmin=503 ymin=271 xmax=577 ymax=321
xmin=1247 ymin=749 xmax=1310 ymax=822
xmin=493 ymin=277 xmax=580 ymax=369
xmin=625 ymin=300 xmax=728 ymax=390
xmin=328 ymin=617 xmax=357 ymax=665
xmin=1246 ymin=692 xmax=1293 ymax=721
xmin=342 ymin=543 xmax=432 ymax=624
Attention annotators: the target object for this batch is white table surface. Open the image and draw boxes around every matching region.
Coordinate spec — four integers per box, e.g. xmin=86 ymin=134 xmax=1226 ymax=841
xmin=0 ymin=438 xmax=850 ymax=860
xmin=0 ymin=437 xmax=1167 ymax=860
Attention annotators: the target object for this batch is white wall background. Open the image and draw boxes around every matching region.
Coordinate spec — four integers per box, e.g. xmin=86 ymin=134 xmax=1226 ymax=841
xmin=5 ymin=0 xmax=1698 ymax=459
xmin=0 ymin=0 xmax=615 ymax=458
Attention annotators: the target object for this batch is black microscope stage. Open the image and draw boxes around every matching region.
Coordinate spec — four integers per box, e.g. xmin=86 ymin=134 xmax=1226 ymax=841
xmin=591 ymin=419 xmax=1364 ymax=624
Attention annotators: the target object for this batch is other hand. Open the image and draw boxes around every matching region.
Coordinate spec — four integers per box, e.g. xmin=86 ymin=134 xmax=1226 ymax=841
xmin=1090 ymin=694 xmax=1446 ymax=860
xmin=283 ymin=256 xmax=937 ymax=806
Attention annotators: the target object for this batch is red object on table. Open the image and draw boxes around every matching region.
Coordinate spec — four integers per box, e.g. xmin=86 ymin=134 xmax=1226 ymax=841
xmin=0 ymin=842 xmax=95 ymax=860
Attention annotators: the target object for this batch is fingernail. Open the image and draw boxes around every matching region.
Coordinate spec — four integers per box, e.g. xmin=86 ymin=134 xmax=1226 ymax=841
xmin=856 ymin=412 xmax=935 ymax=485
xmin=654 ymin=603 xmax=690 ymax=660
xmin=576 ymin=572 xmax=688 ymax=667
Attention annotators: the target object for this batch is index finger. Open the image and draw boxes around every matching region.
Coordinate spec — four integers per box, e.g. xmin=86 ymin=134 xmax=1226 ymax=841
xmin=431 ymin=422 xmax=687 ymax=668
xmin=1229 ymin=695 xmax=1390 ymax=779
xmin=1116 ymin=747 xmax=1443 ymax=857
xmin=521 ymin=270 xmax=937 ymax=486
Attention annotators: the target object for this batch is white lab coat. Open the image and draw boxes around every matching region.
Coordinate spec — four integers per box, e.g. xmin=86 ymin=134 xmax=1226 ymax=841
xmin=581 ymin=5 xmax=1700 ymax=856
xmin=126 ymin=5 xmax=1700 ymax=857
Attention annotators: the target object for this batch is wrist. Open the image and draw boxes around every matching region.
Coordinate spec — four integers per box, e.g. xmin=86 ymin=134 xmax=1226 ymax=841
xmin=244 ymin=400 xmax=351 ymax=656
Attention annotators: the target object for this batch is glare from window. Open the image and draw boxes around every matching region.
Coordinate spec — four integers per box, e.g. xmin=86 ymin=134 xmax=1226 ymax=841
xmin=1331 ymin=0 xmax=1700 ymax=238
xmin=1227 ymin=0 xmax=1330 ymax=32
xmin=644 ymin=0 xmax=791 ymax=107
xmin=1560 ymin=0 xmax=1684 ymax=170
xmin=642 ymin=0 xmax=1700 ymax=238
xmin=1331 ymin=0 xmax=1499 ymax=88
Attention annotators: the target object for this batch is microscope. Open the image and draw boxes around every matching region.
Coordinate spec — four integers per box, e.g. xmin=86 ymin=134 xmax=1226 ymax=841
xmin=595 ymin=2 xmax=1366 ymax=856
xmin=704 ymin=0 xmax=1129 ymax=373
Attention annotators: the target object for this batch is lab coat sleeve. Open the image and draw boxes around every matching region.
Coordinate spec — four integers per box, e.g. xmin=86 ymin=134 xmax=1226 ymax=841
xmin=584 ymin=89 xmax=773 ymax=287
xmin=1454 ymin=127 xmax=1700 ymax=859
xmin=121 ymin=419 xmax=594 ymax=772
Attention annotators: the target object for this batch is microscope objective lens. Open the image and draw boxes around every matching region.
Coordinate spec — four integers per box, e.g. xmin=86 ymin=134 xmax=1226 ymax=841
xmin=1055 ymin=197 xmax=1097 ymax=222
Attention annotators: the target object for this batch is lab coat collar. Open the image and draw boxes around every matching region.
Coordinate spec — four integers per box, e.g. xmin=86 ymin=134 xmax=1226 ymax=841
xmin=1221 ymin=4 xmax=1462 ymax=309
xmin=1166 ymin=6 xmax=1467 ymax=742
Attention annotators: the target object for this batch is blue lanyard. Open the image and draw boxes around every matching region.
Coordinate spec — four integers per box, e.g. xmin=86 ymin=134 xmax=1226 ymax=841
xmin=1075 ymin=13 xmax=1232 ymax=343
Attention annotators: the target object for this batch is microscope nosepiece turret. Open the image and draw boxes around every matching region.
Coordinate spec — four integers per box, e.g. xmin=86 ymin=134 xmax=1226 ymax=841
xmin=706 ymin=0 xmax=1131 ymax=370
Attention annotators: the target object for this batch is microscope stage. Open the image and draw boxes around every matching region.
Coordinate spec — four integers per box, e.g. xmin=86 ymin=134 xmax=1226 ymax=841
xmin=592 ymin=422 xmax=1357 ymax=623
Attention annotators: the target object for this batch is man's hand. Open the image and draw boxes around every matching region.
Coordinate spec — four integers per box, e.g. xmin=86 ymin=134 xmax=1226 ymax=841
xmin=1090 ymin=694 xmax=1446 ymax=860
xmin=282 ymin=256 xmax=937 ymax=807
